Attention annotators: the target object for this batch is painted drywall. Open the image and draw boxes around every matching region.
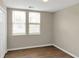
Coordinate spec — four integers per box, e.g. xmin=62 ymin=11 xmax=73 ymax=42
xmin=0 ymin=0 xmax=4 ymax=7
xmin=0 ymin=0 xmax=6 ymax=10
xmin=51 ymin=4 xmax=79 ymax=57
xmin=0 ymin=0 xmax=7 ymax=58
xmin=7 ymin=8 xmax=53 ymax=49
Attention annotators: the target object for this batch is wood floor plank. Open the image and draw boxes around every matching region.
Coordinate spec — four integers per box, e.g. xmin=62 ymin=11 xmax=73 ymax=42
xmin=5 ymin=46 xmax=73 ymax=58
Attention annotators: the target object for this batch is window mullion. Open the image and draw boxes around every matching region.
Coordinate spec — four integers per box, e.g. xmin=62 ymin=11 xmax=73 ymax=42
xmin=26 ymin=11 xmax=29 ymax=35
xmin=29 ymin=23 xmax=40 ymax=25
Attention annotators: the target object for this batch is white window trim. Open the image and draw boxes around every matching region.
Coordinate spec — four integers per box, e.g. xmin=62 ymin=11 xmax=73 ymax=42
xmin=12 ymin=10 xmax=26 ymax=35
xmin=12 ymin=10 xmax=41 ymax=35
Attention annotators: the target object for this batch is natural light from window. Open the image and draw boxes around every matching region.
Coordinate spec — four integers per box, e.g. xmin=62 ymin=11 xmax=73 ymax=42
xmin=12 ymin=11 xmax=26 ymax=35
xmin=12 ymin=10 xmax=40 ymax=35
xmin=29 ymin=12 xmax=40 ymax=35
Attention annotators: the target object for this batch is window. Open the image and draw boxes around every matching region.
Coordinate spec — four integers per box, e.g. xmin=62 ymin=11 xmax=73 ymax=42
xmin=12 ymin=10 xmax=40 ymax=35
xmin=29 ymin=12 xmax=40 ymax=35
xmin=12 ymin=11 xmax=26 ymax=35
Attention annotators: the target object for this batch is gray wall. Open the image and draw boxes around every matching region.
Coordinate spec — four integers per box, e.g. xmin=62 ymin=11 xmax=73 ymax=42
xmin=0 ymin=0 xmax=7 ymax=58
xmin=7 ymin=8 xmax=53 ymax=49
xmin=0 ymin=0 xmax=4 ymax=8
xmin=51 ymin=4 xmax=79 ymax=57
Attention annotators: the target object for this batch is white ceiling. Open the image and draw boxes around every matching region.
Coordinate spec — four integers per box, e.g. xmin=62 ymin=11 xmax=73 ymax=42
xmin=5 ymin=0 xmax=79 ymax=12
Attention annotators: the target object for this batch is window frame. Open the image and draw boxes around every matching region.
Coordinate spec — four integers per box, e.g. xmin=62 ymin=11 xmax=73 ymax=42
xmin=28 ymin=12 xmax=41 ymax=35
xmin=12 ymin=10 xmax=26 ymax=35
xmin=12 ymin=10 xmax=41 ymax=36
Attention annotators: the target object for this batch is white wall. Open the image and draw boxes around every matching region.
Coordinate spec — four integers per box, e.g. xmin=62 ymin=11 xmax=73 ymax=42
xmin=51 ymin=4 xmax=79 ymax=57
xmin=0 ymin=0 xmax=7 ymax=58
xmin=7 ymin=8 xmax=53 ymax=49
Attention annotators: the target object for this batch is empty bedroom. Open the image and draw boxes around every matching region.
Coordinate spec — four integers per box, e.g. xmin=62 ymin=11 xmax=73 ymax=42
xmin=0 ymin=0 xmax=79 ymax=58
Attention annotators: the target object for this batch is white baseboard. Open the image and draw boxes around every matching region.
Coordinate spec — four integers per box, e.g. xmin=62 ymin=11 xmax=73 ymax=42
xmin=7 ymin=44 xmax=78 ymax=58
xmin=2 ymin=50 xmax=8 ymax=58
xmin=52 ymin=44 xmax=78 ymax=58
xmin=3 ymin=50 xmax=8 ymax=58
xmin=8 ymin=44 xmax=52 ymax=51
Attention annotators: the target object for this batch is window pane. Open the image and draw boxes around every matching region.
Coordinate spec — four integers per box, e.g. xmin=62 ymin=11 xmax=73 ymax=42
xmin=29 ymin=24 xmax=40 ymax=35
xmin=12 ymin=11 xmax=26 ymax=23
xmin=12 ymin=24 xmax=26 ymax=35
xmin=29 ymin=12 xmax=40 ymax=23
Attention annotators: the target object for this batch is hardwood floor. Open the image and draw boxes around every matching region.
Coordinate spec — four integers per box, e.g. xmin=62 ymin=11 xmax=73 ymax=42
xmin=5 ymin=46 xmax=73 ymax=58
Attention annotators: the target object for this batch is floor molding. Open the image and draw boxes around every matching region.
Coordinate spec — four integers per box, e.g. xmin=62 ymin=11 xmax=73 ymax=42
xmin=7 ymin=44 xmax=78 ymax=58
xmin=8 ymin=44 xmax=52 ymax=51
xmin=2 ymin=50 xmax=8 ymax=58
xmin=3 ymin=50 xmax=8 ymax=58
xmin=52 ymin=44 xmax=78 ymax=58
